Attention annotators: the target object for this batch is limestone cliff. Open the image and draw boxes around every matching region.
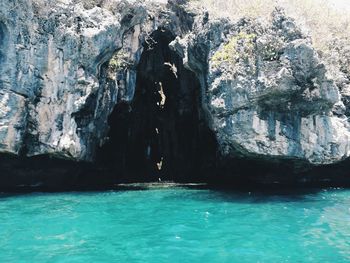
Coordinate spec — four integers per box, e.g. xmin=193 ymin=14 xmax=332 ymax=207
xmin=174 ymin=8 xmax=350 ymax=165
xmin=0 ymin=0 xmax=187 ymax=161
xmin=0 ymin=0 xmax=350 ymax=188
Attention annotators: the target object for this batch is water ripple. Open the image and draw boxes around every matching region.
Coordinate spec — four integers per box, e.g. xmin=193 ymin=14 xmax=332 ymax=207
xmin=0 ymin=188 xmax=349 ymax=262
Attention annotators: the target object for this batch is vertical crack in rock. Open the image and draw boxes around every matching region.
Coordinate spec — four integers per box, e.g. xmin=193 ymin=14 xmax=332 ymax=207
xmin=97 ymin=28 xmax=217 ymax=182
xmin=0 ymin=22 xmax=7 ymax=64
xmin=1 ymin=1 xmax=350 ymax=189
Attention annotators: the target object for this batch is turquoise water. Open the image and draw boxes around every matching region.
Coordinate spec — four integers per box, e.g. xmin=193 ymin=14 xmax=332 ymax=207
xmin=0 ymin=188 xmax=350 ymax=262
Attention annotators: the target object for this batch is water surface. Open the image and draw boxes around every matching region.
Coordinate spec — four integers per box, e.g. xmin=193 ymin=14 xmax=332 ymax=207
xmin=0 ymin=188 xmax=349 ymax=262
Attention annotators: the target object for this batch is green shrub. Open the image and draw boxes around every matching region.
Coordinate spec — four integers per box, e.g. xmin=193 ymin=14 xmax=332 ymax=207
xmin=108 ymin=50 xmax=130 ymax=71
xmin=188 ymin=0 xmax=350 ymax=53
xmin=211 ymin=32 xmax=256 ymax=68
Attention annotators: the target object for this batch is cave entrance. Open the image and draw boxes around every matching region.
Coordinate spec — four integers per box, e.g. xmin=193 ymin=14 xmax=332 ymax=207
xmin=99 ymin=29 xmax=216 ymax=182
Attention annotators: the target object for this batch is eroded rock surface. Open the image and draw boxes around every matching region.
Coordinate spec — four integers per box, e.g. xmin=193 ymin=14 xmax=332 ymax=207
xmin=1 ymin=0 xmax=350 ymax=187
xmin=174 ymin=8 xmax=350 ymax=165
xmin=0 ymin=0 xmax=190 ymax=161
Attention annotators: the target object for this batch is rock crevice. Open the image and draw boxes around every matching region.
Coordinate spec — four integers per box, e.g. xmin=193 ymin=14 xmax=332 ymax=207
xmin=1 ymin=0 xmax=350 ymax=188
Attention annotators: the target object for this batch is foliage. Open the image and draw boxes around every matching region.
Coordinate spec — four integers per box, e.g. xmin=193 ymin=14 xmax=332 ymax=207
xmin=211 ymin=32 xmax=256 ymax=69
xmin=107 ymin=49 xmax=131 ymax=79
xmin=108 ymin=50 xmax=130 ymax=71
xmin=188 ymin=0 xmax=350 ymax=53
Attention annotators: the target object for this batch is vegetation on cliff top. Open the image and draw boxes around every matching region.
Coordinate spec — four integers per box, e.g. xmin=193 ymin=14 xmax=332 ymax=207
xmin=189 ymin=0 xmax=350 ymax=53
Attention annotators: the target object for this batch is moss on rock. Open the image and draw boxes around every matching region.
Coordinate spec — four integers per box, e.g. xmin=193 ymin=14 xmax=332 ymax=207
xmin=211 ymin=32 xmax=256 ymax=69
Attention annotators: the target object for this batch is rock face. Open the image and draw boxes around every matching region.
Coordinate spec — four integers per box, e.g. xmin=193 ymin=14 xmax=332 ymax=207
xmin=1 ymin=0 xmax=350 ymax=187
xmin=174 ymin=9 xmax=350 ymax=166
xmin=0 ymin=0 xmax=189 ymax=161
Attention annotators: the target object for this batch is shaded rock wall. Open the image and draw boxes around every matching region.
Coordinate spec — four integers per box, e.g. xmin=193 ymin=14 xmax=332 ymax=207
xmin=97 ymin=28 xmax=216 ymax=182
xmin=0 ymin=0 xmax=350 ymax=188
xmin=173 ymin=8 xmax=350 ymax=166
xmin=0 ymin=0 xmax=189 ymax=161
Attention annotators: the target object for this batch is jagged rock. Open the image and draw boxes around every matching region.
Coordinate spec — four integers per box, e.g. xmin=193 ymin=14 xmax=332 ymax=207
xmin=0 ymin=0 xmax=188 ymax=161
xmin=1 ymin=0 xmax=350 ymax=186
xmin=175 ymin=8 xmax=350 ymax=165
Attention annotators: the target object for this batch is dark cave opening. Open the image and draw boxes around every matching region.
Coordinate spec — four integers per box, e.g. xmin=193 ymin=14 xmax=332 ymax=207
xmin=97 ymin=29 xmax=217 ymax=183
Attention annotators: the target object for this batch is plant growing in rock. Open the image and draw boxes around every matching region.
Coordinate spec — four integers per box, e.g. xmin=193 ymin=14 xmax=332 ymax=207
xmin=258 ymin=36 xmax=284 ymax=61
xmin=108 ymin=50 xmax=132 ymax=79
xmin=211 ymin=32 xmax=256 ymax=73
xmin=111 ymin=50 xmax=132 ymax=69
xmin=188 ymin=0 xmax=350 ymax=54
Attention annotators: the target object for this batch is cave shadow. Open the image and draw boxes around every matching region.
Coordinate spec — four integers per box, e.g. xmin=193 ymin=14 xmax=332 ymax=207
xmin=162 ymin=187 xmax=332 ymax=204
xmin=96 ymin=28 xmax=217 ymax=183
xmin=1 ymin=26 xmax=350 ymax=192
xmin=0 ymin=148 xmax=349 ymax=194
xmin=0 ymin=153 xmax=106 ymax=192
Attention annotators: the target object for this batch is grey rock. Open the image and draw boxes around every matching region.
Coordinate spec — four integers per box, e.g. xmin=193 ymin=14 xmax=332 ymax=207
xmin=176 ymin=8 xmax=350 ymax=165
xmin=0 ymin=0 xmax=350 ymax=169
xmin=0 ymin=0 xmax=187 ymax=161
